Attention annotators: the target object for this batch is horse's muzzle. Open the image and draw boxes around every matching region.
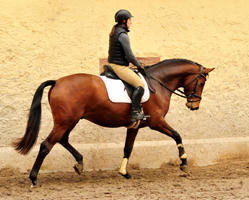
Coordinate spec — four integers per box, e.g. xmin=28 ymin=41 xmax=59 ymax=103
xmin=185 ymin=102 xmax=199 ymax=110
xmin=190 ymin=106 xmax=199 ymax=111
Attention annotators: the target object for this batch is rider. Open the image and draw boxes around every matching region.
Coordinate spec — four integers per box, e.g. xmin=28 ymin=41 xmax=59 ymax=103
xmin=108 ymin=9 xmax=146 ymax=122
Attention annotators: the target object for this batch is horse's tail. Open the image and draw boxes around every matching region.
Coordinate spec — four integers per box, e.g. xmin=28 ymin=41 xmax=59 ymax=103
xmin=12 ymin=80 xmax=56 ymax=155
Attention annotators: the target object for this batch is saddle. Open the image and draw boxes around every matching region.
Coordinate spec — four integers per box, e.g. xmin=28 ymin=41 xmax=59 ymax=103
xmin=100 ymin=65 xmax=151 ymax=127
xmin=100 ymin=65 xmax=137 ymax=99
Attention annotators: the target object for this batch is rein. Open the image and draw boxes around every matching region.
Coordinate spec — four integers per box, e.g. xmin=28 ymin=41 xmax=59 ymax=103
xmin=142 ymin=64 xmax=205 ymax=102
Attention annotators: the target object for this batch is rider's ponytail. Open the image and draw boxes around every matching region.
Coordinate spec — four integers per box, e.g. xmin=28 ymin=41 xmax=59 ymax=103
xmin=109 ymin=24 xmax=117 ymax=37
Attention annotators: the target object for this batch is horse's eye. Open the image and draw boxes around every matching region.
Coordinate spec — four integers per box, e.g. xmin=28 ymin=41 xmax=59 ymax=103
xmin=200 ymin=83 xmax=205 ymax=87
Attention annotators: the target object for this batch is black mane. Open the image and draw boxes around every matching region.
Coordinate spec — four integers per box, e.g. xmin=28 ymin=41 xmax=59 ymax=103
xmin=146 ymin=58 xmax=202 ymax=68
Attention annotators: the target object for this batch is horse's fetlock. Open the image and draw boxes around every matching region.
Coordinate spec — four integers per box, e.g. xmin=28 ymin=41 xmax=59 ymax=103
xmin=177 ymin=143 xmax=187 ymax=159
xmin=77 ymin=155 xmax=83 ymax=164
xmin=180 ymin=152 xmax=188 ymax=159
xmin=180 ymin=158 xmax=187 ymax=164
xmin=29 ymin=171 xmax=37 ymax=182
xmin=119 ymin=158 xmax=128 ymax=175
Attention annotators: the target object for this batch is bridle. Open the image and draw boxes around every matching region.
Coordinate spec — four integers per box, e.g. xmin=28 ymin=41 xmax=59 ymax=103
xmin=182 ymin=65 xmax=205 ymax=103
xmin=143 ymin=64 xmax=206 ymax=102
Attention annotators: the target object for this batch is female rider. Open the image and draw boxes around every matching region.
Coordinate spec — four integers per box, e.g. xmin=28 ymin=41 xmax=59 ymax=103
xmin=108 ymin=9 xmax=146 ymax=122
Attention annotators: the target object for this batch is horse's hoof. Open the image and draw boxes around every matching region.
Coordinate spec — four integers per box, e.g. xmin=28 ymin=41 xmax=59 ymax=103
xmin=74 ymin=163 xmax=83 ymax=175
xmin=30 ymin=180 xmax=38 ymax=188
xmin=180 ymin=165 xmax=189 ymax=174
xmin=119 ymin=172 xmax=132 ymax=179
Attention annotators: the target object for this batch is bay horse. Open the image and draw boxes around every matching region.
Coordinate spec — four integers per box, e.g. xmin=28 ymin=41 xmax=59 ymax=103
xmin=13 ymin=59 xmax=214 ymax=187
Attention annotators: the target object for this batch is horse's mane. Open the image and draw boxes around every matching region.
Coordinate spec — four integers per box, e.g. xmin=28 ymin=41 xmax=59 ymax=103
xmin=146 ymin=58 xmax=203 ymax=69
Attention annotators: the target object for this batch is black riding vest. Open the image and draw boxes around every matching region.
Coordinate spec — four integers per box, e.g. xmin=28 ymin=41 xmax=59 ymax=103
xmin=108 ymin=25 xmax=129 ymax=66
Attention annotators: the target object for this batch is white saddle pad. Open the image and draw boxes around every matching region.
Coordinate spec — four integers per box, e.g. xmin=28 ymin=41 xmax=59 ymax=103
xmin=100 ymin=73 xmax=150 ymax=103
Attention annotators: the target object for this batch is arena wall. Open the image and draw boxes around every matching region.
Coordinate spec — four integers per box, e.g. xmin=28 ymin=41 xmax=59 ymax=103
xmin=0 ymin=0 xmax=248 ymax=172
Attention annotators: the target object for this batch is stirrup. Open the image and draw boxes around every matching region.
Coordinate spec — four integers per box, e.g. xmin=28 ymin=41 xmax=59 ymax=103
xmin=131 ymin=115 xmax=143 ymax=122
xmin=131 ymin=110 xmax=150 ymax=122
xmin=140 ymin=108 xmax=150 ymax=121
xmin=143 ymin=115 xmax=150 ymax=120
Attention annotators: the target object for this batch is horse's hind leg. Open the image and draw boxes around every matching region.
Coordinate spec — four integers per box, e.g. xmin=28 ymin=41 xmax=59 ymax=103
xmin=29 ymin=138 xmax=51 ymax=187
xmin=29 ymin=127 xmax=66 ymax=187
xmin=58 ymin=131 xmax=83 ymax=175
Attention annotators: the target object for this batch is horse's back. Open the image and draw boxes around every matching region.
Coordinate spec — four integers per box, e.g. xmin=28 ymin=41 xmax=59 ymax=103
xmin=56 ymin=73 xmax=99 ymax=86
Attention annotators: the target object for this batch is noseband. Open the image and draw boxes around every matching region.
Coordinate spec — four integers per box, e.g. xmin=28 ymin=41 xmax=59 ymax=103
xmin=184 ymin=66 xmax=205 ymax=103
xmin=143 ymin=64 xmax=205 ymax=102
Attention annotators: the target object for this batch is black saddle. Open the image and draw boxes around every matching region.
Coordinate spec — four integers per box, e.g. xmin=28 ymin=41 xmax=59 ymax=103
xmin=100 ymin=65 xmax=138 ymax=99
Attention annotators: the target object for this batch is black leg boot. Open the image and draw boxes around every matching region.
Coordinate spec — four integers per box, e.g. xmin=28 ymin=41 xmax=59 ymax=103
xmin=131 ymin=86 xmax=144 ymax=122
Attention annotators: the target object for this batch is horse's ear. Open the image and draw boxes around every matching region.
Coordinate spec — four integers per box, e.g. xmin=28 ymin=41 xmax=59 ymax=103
xmin=203 ymin=68 xmax=215 ymax=74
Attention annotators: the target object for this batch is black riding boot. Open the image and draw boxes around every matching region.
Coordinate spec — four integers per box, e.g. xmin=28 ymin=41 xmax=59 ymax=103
xmin=131 ymin=86 xmax=144 ymax=122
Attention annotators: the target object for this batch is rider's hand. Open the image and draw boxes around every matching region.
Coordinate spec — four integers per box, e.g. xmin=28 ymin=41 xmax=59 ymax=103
xmin=138 ymin=62 xmax=145 ymax=71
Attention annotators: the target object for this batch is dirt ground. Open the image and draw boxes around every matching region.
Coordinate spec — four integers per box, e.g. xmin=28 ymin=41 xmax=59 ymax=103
xmin=0 ymin=159 xmax=249 ymax=200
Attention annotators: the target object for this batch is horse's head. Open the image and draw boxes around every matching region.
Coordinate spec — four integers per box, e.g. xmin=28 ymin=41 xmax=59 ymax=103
xmin=184 ymin=67 xmax=214 ymax=110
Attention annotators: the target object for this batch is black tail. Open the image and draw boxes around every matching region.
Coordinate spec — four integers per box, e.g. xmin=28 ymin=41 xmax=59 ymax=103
xmin=12 ymin=80 xmax=56 ymax=155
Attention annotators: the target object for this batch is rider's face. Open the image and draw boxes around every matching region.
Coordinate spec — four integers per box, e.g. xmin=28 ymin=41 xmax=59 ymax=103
xmin=126 ymin=18 xmax=132 ymax=29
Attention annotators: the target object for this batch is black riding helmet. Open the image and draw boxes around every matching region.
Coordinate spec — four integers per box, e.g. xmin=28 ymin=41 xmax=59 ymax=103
xmin=115 ymin=9 xmax=133 ymax=25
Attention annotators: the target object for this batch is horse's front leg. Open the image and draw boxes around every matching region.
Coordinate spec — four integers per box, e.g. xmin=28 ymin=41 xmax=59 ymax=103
xmin=177 ymin=142 xmax=188 ymax=173
xmin=150 ymin=120 xmax=189 ymax=174
xmin=119 ymin=128 xmax=139 ymax=179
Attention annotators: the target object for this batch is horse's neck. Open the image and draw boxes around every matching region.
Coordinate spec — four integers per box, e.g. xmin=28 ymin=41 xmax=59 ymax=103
xmin=149 ymin=64 xmax=192 ymax=90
